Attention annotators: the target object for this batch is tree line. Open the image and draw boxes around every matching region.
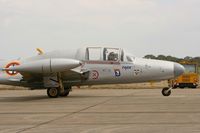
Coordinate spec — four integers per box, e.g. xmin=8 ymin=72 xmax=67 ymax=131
xmin=144 ymin=55 xmax=200 ymax=64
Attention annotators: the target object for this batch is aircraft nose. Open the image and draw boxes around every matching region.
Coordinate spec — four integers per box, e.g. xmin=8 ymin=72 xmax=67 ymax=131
xmin=174 ymin=63 xmax=185 ymax=77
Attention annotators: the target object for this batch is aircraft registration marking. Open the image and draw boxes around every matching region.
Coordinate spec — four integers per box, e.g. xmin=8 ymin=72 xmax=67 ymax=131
xmin=122 ymin=66 xmax=132 ymax=70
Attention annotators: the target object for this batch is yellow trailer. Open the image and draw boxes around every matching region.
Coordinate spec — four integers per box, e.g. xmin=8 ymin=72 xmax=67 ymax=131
xmin=170 ymin=61 xmax=199 ymax=88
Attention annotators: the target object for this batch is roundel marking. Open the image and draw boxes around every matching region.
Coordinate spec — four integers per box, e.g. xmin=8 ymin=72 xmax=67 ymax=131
xmin=91 ymin=70 xmax=99 ymax=80
xmin=5 ymin=62 xmax=20 ymax=76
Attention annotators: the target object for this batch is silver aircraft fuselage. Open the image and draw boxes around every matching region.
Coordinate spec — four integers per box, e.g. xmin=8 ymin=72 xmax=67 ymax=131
xmin=0 ymin=47 xmax=184 ymax=97
xmin=0 ymin=47 xmax=184 ymax=86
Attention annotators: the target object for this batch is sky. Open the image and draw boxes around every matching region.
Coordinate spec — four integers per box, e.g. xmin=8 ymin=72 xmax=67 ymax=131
xmin=0 ymin=0 xmax=200 ymax=59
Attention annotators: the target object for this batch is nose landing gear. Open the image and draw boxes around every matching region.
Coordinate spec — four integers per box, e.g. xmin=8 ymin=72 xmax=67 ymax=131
xmin=162 ymin=87 xmax=172 ymax=96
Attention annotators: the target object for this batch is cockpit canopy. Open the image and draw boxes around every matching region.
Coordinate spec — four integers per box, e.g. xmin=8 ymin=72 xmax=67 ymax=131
xmin=76 ymin=47 xmax=134 ymax=62
xmin=86 ymin=47 xmax=123 ymax=61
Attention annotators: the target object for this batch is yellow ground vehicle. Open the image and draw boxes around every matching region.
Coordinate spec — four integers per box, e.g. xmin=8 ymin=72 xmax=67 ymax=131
xmin=170 ymin=61 xmax=199 ymax=88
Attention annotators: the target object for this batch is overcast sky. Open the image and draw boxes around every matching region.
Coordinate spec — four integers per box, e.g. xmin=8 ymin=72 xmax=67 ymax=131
xmin=0 ymin=0 xmax=200 ymax=59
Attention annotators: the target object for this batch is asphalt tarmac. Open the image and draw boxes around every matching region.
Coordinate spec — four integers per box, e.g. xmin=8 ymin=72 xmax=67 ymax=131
xmin=0 ymin=89 xmax=200 ymax=133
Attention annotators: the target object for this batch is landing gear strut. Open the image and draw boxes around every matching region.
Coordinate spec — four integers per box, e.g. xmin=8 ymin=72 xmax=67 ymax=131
xmin=162 ymin=87 xmax=172 ymax=97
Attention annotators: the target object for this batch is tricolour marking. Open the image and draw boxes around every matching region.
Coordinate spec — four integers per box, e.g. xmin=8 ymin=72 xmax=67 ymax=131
xmin=5 ymin=61 xmax=20 ymax=76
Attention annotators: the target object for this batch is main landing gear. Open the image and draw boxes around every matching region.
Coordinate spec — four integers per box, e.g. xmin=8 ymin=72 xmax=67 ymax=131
xmin=47 ymin=88 xmax=60 ymax=98
xmin=47 ymin=87 xmax=71 ymax=98
xmin=162 ymin=87 xmax=172 ymax=96
xmin=44 ymin=72 xmax=72 ymax=98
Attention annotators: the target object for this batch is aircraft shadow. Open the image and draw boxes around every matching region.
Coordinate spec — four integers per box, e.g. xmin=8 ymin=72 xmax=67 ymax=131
xmin=0 ymin=95 xmax=49 ymax=102
xmin=0 ymin=95 xmax=124 ymax=102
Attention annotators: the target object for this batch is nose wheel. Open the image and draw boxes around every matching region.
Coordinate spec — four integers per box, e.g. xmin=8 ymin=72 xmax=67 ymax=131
xmin=162 ymin=87 xmax=172 ymax=96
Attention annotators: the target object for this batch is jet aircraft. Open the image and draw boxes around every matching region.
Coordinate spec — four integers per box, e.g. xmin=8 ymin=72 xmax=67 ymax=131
xmin=0 ymin=47 xmax=185 ymax=98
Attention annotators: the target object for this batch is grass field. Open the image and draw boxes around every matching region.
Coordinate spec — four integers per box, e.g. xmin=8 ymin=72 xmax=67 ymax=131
xmin=0 ymin=79 xmax=200 ymax=90
xmin=2 ymin=80 xmax=199 ymax=90
xmin=81 ymin=81 xmax=169 ymax=90
xmin=199 ymin=67 xmax=200 ymax=74
xmin=0 ymin=81 xmax=169 ymax=90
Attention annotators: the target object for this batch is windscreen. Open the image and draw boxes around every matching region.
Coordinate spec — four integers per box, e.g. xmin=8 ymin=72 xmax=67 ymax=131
xmin=87 ymin=47 xmax=101 ymax=60
xmin=183 ymin=64 xmax=196 ymax=73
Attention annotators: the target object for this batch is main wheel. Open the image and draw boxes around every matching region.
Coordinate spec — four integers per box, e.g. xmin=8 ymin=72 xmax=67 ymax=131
xmin=59 ymin=90 xmax=70 ymax=97
xmin=59 ymin=87 xmax=71 ymax=97
xmin=47 ymin=88 xmax=60 ymax=98
xmin=162 ymin=87 xmax=171 ymax=97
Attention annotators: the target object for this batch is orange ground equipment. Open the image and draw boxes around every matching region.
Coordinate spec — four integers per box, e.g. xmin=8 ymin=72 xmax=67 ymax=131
xmin=170 ymin=61 xmax=199 ymax=88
